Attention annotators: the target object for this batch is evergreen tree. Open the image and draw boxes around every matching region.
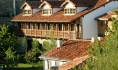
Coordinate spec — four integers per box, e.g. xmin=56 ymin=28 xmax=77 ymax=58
xmin=0 ymin=24 xmax=20 ymax=64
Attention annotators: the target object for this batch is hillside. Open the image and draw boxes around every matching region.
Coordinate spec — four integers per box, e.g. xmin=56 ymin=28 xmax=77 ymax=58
xmin=0 ymin=0 xmax=25 ymax=17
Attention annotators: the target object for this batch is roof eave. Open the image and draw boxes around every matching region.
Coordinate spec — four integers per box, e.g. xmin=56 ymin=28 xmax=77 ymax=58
xmin=95 ymin=18 xmax=109 ymax=21
xmin=11 ymin=20 xmax=71 ymax=23
xmin=20 ymin=2 xmax=32 ymax=9
xmin=39 ymin=56 xmax=69 ymax=61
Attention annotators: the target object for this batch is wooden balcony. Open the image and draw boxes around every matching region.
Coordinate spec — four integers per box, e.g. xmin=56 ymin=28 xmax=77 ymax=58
xmin=15 ymin=29 xmax=79 ymax=39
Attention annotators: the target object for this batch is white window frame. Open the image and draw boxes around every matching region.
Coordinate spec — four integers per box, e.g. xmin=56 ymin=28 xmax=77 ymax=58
xmin=42 ymin=9 xmax=52 ymax=15
xmin=23 ymin=10 xmax=32 ymax=16
xmin=64 ymin=8 xmax=76 ymax=15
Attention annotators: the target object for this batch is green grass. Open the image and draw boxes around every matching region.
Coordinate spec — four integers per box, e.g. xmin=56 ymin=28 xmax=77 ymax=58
xmin=6 ymin=61 xmax=43 ymax=70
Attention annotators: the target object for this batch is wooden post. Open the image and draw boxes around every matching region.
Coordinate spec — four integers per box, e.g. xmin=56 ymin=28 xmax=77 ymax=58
xmin=68 ymin=23 xmax=70 ymax=39
xmin=35 ymin=23 xmax=36 ymax=37
xmin=62 ymin=23 xmax=64 ymax=38
xmin=56 ymin=23 xmax=57 ymax=38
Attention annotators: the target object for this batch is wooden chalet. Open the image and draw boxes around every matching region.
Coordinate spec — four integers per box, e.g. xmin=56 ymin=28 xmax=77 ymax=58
xmin=11 ymin=0 xmax=118 ymax=70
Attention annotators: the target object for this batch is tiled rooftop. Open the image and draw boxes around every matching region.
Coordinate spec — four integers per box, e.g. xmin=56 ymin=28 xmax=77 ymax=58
xmin=40 ymin=40 xmax=91 ymax=60
xmin=27 ymin=1 xmax=42 ymax=8
xmin=95 ymin=8 xmax=118 ymax=20
xmin=21 ymin=1 xmax=42 ymax=9
xmin=11 ymin=0 xmax=112 ymax=22
xmin=47 ymin=1 xmax=64 ymax=8
xmin=70 ymin=0 xmax=99 ymax=7
xmin=58 ymin=55 xmax=90 ymax=70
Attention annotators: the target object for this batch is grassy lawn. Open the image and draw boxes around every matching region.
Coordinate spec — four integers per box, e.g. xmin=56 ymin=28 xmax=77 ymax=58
xmin=6 ymin=61 xmax=43 ymax=70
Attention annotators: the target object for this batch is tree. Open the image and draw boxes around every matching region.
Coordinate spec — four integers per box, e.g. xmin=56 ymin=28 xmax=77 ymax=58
xmin=24 ymin=39 xmax=40 ymax=67
xmin=24 ymin=50 xmax=36 ymax=67
xmin=42 ymin=37 xmax=57 ymax=54
xmin=5 ymin=48 xmax=20 ymax=68
xmin=0 ymin=24 xmax=20 ymax=65
xmin=77 ymin=10 xmax=118 ymax=70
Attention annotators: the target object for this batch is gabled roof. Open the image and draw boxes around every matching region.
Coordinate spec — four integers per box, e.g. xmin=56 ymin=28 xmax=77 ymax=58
xmin=21 ymin=1 xmax=42 ymax=9
xmin=39 ymin=40 xmax=91 ymax=60
xmin=58 ymin=55 xmax=90 ymax=70
xmin=39 ymin=1 xmax=64 ymax=8
xmin=95 ymin=8 xmax=118 ymax=20
xmin=61 ymin=0 xmax=99 ymax=7
xmin=60 ymin=0 xmax=75 ymax=7
xmin=11 ymin=0 xmax=112 ymax=22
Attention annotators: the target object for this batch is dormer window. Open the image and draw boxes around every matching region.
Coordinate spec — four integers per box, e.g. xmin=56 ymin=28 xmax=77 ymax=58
xmin=23 ymin=10 xmax=32 ymax=15
xmin=42 ymin=9 xmax=52 ymax=15
xmin=64 ymin=8 xmax=76 ymax=15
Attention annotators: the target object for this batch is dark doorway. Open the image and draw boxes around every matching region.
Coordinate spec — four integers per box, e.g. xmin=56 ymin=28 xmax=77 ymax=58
xmin=27 ymin=39 xmax=32 ymax=51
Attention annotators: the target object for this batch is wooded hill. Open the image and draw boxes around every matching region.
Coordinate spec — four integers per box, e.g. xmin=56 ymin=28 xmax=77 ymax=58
xmin=0 ymin=0 xmax=25 ymax=17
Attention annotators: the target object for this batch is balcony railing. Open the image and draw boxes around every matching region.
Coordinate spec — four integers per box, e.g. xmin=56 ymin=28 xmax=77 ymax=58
xmin=15 ymin=29 xmax=79 ymax=39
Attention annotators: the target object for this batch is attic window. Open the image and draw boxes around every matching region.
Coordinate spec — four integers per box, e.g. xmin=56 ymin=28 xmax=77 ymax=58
xmin=64 ymin=8 xmax=76 ymax=15
xmin=42 ymin=9 xmax=52 ymax=15
xmin=23 ymin=10 xmax=32 ymax=15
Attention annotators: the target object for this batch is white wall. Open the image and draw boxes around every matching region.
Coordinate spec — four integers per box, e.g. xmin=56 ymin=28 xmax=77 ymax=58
xmin=65 ymin=2 xmax=75 ymax=8
xmin=24 ymin=5 xmax=31 ymax=10
xmin=33 ymin=9 xmax=41 ymax=14
xmin=82 ymin=1 xmax=118 ymax=39
xmin=43 ymin=4 xmax=51 ymax=9
xmin=43 ymin=59 xmax=68 ymax=70
xmin=53 ymin=8 xmax=62 ymax=14
xmin=77 ymin=7 xmax=88 ymax=13
xmin=44 ymin=60 xmax=48 ymax=70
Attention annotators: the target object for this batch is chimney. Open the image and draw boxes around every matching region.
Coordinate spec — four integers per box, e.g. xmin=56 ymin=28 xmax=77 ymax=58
xmin=57 ymin=39 xmax=62 ymax=47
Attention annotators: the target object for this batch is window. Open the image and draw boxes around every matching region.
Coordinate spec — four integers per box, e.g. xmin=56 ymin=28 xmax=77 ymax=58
xmin=42 ymin=9 xmax=52 ymax=15
xmin=23 ymin=10 xmax=32 ymax=15
xmin=64 ymin=8 xmax=76 ymax=15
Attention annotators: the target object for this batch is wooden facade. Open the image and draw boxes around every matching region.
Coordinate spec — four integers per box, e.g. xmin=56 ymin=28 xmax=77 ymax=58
xmin=98 ymin=20 xmax=112 ymax=36
xmin=15 ymin=22 xmax=82 ymax=39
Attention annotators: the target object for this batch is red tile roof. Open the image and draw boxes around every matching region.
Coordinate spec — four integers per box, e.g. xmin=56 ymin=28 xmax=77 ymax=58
xmin=95 ymin=13 xmax=112 ymax=20
xmin=11 ymin=0 xmax=112 ymax=22
xmin=40 ymin=40 xmax=91 ymax=60
xmin=70 ymin=0 xmax=99 ymax=7
xmin=47 ymin=1 xmax=64 ymax=8
xmin=58 ymin=55 xmax=90 ymax=70
xmin=95 ymin=8 xmax=118 ymax=20
xmin=21 ymin=1 xmax=42 ymax=9
xmin=39 ymin=1 xmax=64 ymax=8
